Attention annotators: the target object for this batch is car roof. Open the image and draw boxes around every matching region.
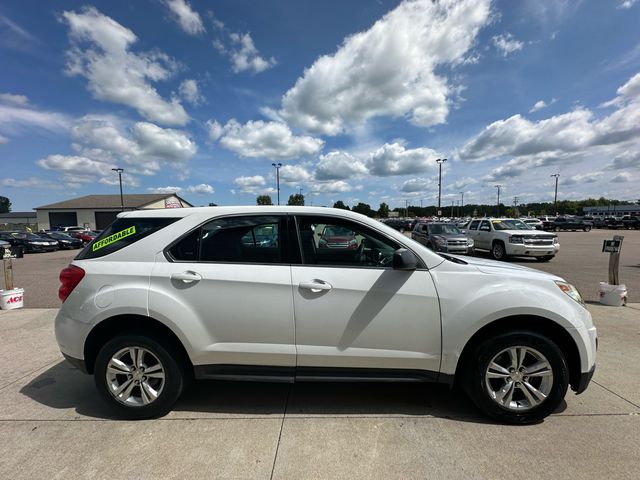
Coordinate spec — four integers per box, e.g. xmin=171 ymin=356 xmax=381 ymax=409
xmin=119 ymin=206 xmax=377 ymax=221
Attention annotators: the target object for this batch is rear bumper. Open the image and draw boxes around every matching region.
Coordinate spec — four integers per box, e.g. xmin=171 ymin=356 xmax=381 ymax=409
xmin=62 ymin=353 xmax=89 ymax=374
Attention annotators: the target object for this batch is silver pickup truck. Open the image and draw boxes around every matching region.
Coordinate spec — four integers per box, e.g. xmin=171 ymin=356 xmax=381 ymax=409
xmin=463 ymin=218 xmax=559 ymax=261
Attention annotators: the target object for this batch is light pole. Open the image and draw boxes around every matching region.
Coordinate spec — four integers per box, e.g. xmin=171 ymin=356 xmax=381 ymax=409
xmin=111 ymin=168 xmax=124 ymax=212
xmin=495 ymin=184 xmax=502 ymax=216
xmin=405 ymin=199 xmax=408 ymax=218
xmin=550 ymin=174 xmax=560 ymax=215
xmin=460 ymin=191 xmax=464 ymax=217
xmin=436 ymin=158 xmax=447 ymax=216
xmin=272 ymin=163 xmax=282 ymax=205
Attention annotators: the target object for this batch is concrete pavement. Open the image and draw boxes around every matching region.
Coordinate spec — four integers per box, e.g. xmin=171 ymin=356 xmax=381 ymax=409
xmin=0 ymin=304 xmax=638 ymax=479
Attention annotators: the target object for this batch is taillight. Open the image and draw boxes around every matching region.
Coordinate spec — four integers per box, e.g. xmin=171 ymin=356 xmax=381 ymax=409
xmin=59 ymin=265 xmax=85 ymax=303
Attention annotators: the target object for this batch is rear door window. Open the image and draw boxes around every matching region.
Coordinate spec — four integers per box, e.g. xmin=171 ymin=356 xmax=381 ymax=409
xmin=77 ymin=217 xmax=178 ymax=259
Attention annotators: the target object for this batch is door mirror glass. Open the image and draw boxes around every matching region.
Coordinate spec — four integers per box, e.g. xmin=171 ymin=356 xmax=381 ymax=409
xmin=392 ymin=248 xmax=418 ymax=271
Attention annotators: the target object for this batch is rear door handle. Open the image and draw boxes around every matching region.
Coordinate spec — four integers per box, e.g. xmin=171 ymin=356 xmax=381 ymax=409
xmin=171 ymin=271 xmax=202 ymax=283
xmin=299 ymin=280 xmax=332 ymax=293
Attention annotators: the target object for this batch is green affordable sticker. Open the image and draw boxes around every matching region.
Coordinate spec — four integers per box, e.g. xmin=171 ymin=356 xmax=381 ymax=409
xmin=92 ymin=226 xmax=136 ymax=252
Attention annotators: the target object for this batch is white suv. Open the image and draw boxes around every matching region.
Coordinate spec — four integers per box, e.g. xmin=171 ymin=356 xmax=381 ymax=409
xmin=55 ymin=207 xmax=596 ymax=424
xmin=466 ymin=218 xmax=559 ymax=261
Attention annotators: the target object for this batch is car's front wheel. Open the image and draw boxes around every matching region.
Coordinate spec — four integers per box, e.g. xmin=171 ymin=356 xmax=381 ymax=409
xmin=491 ymin=241 xmax=507 ymax=261
xmin=94 ymin=334 xmax=185 ymax=419
xmin=466 ymin=331 xmax=569 ymax=424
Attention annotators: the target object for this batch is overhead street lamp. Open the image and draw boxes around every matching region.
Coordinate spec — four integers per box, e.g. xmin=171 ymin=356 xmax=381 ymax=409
xmin=551 ymin=174 xmax=560 ymax=215
xmin=111 ymin=168 xmax=124 ymax=212
xmin=459 ymin=191 xmax=464 ymax=216
xmin=272 ymin=163 xmax=282 ymax=205
xmin=495 ymin=184 xmax=502 ymax=216
xmin=436 ymin=158 xmax=447 ymax=216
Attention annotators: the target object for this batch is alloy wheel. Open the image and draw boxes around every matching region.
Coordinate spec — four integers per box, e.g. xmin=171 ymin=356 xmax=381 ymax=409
xmin=106 ymin=346 xmax=166 ymax=407
xmin=484 ymin=346 xmax=554 ymax=411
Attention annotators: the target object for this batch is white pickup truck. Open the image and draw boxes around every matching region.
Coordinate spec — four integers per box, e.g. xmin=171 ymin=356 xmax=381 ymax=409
xmin=464 ymin=218 xmax=559 ymax=261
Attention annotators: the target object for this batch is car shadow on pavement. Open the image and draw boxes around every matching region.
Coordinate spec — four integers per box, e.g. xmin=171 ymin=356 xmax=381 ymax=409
xmin=20 ymin=360 xmax=565 ymax=424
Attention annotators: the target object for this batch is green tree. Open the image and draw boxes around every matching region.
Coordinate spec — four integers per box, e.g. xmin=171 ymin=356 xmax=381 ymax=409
xmin=0 ymin=196 xmax=11 ymax=213
xmin=377 ymin=202 xmax=390 ymax=218
xmin=256 ymin=195 xmax=273 ymax=205
xmin=333 ymin=200 xmax=349 ymax=210
xmin=287 ymin=193 xmax=305 ymax=206
xmin=352 ymin=202 xmax=373 ymax=217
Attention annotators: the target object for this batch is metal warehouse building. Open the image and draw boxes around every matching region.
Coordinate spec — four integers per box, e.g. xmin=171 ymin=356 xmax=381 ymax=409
xmin=35 ymin=194 xmax=193 ymax=231
xmin=583 ymin=205 xmax=640 ymax=217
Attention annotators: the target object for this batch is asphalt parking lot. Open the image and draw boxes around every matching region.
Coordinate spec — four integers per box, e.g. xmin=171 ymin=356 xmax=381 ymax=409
xmin=0 ymin=304 xmax=638 ymax=479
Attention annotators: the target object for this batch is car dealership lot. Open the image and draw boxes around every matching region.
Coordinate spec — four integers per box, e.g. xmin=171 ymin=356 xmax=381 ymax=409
xmin=0 ymin=305 xmax=638 ymax=479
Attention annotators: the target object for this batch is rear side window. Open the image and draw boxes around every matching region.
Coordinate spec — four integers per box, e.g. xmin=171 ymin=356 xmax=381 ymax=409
xmin=77 ymin=217 xmax=178 ymax=259
xmin=168 ymin=215 xmax=285 ymax=264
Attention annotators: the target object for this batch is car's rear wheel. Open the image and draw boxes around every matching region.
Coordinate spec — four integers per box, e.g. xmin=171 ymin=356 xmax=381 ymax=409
xmin=94 ymin=334 xmax=185 ymax=419
xmin=466 ymin=331 xmax=569 ymax=424
xmin=491 ymin=241 xmax=507 ymax=261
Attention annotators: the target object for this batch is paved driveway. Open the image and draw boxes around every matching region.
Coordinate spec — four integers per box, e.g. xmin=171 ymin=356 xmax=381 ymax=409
xmin=0 ymin=304 xmax=638 ymax=479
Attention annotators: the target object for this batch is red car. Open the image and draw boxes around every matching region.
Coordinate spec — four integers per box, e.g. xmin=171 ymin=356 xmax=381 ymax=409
xmin=318 ymin=225 xmax=359 ymax=250
xmin=71 ymin=230 xmax=98 ymax=244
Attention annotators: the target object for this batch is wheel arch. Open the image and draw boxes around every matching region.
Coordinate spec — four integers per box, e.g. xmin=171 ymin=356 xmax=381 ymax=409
xmin=83 ymin=314 xmax=192 ymax=375
xmin=454 ymin=315 xmax=581 ymax=392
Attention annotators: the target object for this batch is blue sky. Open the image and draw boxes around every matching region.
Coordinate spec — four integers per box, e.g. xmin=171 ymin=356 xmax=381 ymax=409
xmin=1 ymin=0 xmax=639 ymax=211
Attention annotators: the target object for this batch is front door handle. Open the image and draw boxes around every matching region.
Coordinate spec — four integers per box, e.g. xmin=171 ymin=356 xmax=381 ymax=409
xmin=171 ymin=271 xmax=202 ymax=284
xmin=299 ymin=280 xmax=332 ymax=293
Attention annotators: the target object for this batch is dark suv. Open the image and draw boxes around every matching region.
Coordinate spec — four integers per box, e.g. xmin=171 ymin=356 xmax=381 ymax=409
xmin=411 ymin=222 xmax=474 ymax=255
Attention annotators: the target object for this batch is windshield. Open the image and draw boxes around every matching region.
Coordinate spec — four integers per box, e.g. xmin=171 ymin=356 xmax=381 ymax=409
xmin=428 ymin=224 xmax=461 ymax=235
xmin=492 ymin=219 xmax=532 ymax=231
xmin=48 ymin=232 xmax=73 ymax=239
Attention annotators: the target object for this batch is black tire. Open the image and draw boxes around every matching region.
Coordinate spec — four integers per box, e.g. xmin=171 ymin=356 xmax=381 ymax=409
xmin=554 ymin=226 xmax=561 ymax=232
xmin=536 ymin=255 xmax=554 ymax=262
xmin=583 ymin=226 xmax=591 ymax=232
xmin=491 ymin=241 xmax=507 ymax=261
xmin=94 ymin=334 xmax=185 ymax=420
xmin=464 ymin=331 xmax=569 ymax=424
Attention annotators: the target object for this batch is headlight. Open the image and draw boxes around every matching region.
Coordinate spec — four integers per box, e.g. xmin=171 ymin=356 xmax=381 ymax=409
xmin=555 ymin=281 xmax=585 ymax=306
xmin=509 ymin=235 xmax=524 ymax=244
xmin=466 ymin=238 xmax=474 ymax=247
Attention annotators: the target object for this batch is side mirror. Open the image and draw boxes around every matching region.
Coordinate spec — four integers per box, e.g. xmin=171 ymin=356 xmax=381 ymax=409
xmin=393 ymin=248 xmax=418 ymax=271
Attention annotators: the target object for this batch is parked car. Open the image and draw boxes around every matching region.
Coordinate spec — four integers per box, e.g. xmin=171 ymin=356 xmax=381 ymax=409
xmin=55 ymin=207 xmax=596 ymax=424
xmin=603 ymin=217 xmax=624 ymax=229
xmin=39 ymin=231 xmax=84 ymax=249
xmin=58 ymin=226 xmax=89 ymax=232
xmin=549 ymin=217 xmax=592 ymax=232
xmin=521 ymin=218 xmax=543 ymax=230
xmin=592 ymin=217 xmax=607 ymax=229
xmin=318 ymin=225 xmax=359 ymax=250
xmin=411 ymin=222 xmax=474 ymax=255
xmin=0 ymin=232 xmax=59 ymax=253
xmin=71 ymin=230 xmax=99 ymax=244
xmin=382 ymin=218 xmax=415 ymax=233
xmin=465 ymin=218 xmax=559 ymax=261
xmin=621 ymin=216 xmax=640 ymax=230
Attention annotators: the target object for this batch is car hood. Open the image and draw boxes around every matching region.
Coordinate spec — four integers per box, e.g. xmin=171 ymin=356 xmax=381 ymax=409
xmin=497 ymin=230 xmax=555 ymax=236
xmin=434 ymin=234 xmax=468 ymax=240
xmin=441 ymin=254 xmax=564 ymax=280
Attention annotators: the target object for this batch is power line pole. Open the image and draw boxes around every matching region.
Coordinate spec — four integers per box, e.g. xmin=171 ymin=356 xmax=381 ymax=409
xmin=460 ymin=192 xmax=464 ymax=217
xmin=111 ymin=168 xmax=124 ymax=211
xmin=272 ymin=163 xmax=282 ymax=205
xmin=495 ymin=184 xmax=502 ymax=216
xmin=550 ymin=174 xmax=560 ymax=215
xmin=436 ymin=158 xmax=447 ymax=216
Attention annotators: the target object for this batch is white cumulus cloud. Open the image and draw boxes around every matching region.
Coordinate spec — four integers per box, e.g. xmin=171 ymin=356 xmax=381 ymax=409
xmin=164 ymin=0 xmax=205 ymax=35
xmin=211 ymin=119 xmax=324 ymax=159
xmin=279 ymin=0 xmax=492 ymax=135
xmin=366 ymin=143 xmax=441 ymax=177
xmin=492 ymin=33 xmax=524 ymax=56
xmin=315 ymin=151 xmax=368 ymax=180
xmin=63 ymin=6 xmax=189 ymax=126
xmin=186 ymin=183 xmax=214 ymax=194
xmin=179 ymin=79 xmax=204 ymax=105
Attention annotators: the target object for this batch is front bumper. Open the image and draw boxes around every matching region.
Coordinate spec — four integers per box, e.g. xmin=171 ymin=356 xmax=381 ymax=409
xmin=435 ymin=245 xmax=474 ymax=255
xmin=573 ymin=365 xmax=595 ymax=394
xmin=506 ymin=243 xmax=559 ymax=257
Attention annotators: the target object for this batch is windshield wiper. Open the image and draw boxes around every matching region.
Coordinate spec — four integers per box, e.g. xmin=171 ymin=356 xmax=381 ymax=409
xmin=438 ymin=253 xmax=468 ymax=265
